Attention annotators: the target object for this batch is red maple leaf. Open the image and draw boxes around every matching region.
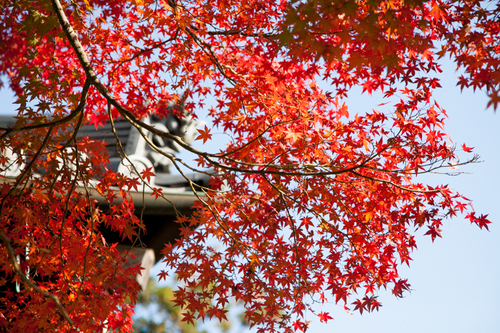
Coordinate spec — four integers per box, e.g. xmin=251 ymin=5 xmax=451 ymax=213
xmin=487 ymin=90 xmax=500 ymax=111
xmin=424 ymin=226 xmax=442 ymax=241
xmin=475 ymin=214 xmax=492 ymax=230
xmin=196 ymin=125 xmax=212 ymax=144
xmin=121 ymin=223 xmax=138 ymax=241
xmin=429 ymin=4 xmax=448 ymax=22
xmin=318 ymin=311 xmax=333 ymax=323
xmin=140 ymin=166 xmax=155 ymax=183
xmin=461 ymin=144 xmax=474 ymax=153
xmin=467 ymin=213 xmax=492 ymax=230
xmin=157 ymin=270 xmax=169 ymax=282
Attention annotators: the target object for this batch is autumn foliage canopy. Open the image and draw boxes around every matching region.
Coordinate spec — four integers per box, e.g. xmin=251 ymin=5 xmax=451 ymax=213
xmin=0 ymin=0 xmax=497 ymax=331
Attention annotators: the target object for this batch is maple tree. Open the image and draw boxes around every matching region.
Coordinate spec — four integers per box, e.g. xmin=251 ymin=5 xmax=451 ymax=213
xmin=0 ymin=0 xmax=497 ymax=332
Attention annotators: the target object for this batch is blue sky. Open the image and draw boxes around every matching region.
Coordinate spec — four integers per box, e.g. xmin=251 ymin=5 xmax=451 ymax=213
xmin=1 ymin=54 xmax=498 ymax=333
xmin=309 ymin=69 xmax=500 ymax=333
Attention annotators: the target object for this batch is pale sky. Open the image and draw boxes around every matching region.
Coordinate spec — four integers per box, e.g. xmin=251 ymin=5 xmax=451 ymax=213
xmin=306 ymin=63 xmax=500 ymax=332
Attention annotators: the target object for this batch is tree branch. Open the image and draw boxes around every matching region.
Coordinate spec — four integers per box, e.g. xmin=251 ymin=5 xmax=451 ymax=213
xmin=0 ymin=229 xmax=74 ymax=326
xmin=0 ymin=78 xmax=90 ymax=140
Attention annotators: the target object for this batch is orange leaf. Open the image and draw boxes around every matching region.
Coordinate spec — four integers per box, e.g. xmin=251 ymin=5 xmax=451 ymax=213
xmin=196 ymin=125 xmax=212 ymax=144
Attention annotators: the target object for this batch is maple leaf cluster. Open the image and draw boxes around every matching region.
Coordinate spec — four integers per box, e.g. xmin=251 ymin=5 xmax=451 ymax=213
xmin=0 ymin=0 xmax=496 ymax=332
